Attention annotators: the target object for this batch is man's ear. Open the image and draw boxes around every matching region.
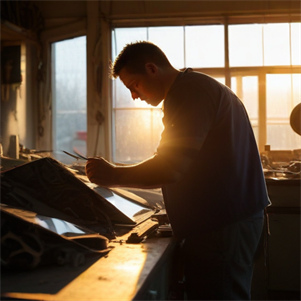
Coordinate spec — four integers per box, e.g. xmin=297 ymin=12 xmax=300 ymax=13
xmin=145 ymin=63 xmax=158 ymax=77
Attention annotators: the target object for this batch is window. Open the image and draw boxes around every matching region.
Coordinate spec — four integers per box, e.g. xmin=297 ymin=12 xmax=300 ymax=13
xmin=229 ymin=22 xmax=301 ymax=151
xmin=111 ymin=25 xmax=224 ymax=163
xmin=111 ymin=22 xmax=301 ymax=163
xmin=52 ymin=36 xmax=87 ymax=163
xmin=112 ymin=28 xmax=164 ymax=163
xmin=186 ymin=25 xmax=224 ymax=68
xmin=231 ymin=76 xmax=259 ymax=141
xmin=229 ymin=24 xmax=263 ymax=67
xmin=266 ymin=74 xmax=301 ymax=150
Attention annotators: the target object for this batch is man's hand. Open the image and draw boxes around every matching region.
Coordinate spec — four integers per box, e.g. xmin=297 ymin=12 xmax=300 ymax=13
xmin=85 ymin=155 xmax=181 ymax=189
xmin=85 ymin=157 xmax=117 ymax=187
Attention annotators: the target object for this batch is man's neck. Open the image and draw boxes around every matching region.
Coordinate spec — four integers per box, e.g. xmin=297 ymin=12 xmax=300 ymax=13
xmin=163 ymin=68 xmax=180 ymax=99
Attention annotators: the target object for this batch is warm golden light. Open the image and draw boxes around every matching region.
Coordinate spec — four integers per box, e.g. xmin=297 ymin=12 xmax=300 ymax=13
xmin=112 ymin=23 xmax=301 ymax=162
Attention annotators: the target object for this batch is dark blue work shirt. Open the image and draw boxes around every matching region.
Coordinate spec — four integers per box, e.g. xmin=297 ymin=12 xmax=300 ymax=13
xmin=156 ymin=69 xmax=270 ymax=239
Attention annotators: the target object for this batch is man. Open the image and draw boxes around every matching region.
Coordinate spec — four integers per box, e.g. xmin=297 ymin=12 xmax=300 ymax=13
xmin=86 ymin=41 xmax=270 ymax=300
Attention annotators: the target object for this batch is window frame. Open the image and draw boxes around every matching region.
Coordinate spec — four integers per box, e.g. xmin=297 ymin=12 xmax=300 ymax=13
xmin=51 ymin=35 xmax=88 ymax=163
xmin=110 ymin=15 xmax=301 ymax=161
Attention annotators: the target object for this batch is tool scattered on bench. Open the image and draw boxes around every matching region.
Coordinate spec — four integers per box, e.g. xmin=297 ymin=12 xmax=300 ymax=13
xmin=126 ymin=219 xmax=159 ymax=243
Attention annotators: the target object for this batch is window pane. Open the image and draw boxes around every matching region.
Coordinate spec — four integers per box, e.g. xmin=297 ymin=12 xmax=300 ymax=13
xmin=263 ymin=23 xmax=290 ymax=66
xmin=112 ymin=28 xmax=147 ymax=61
xmin=267 ymin=74 xmax=291 ymax=118
xmin=291 ymin=23 xmax=301 ymax=65
xmin=231 ymin=76 xmax=259 ymax=142
xmin=52 ymin=36 xmax=87 ymax=163
xmin=148 ymin=26 xmax=184 ymax=69
xmin=266 ymin=74 xmax=301 ymax=150
xmin=229 ymin=24 xmax=263 ymax=67
xmin=186 ymin=25 xmax=224 ymax=68
xmin=241 ymin=76 xmax=259 ymax=120
xmin=111 ymin=23 xmax=300 ymax=162
xmin=114 ymin=109 xmax=164 ymax=162
xmin=267 ymin=124 xmax=301 ymax=151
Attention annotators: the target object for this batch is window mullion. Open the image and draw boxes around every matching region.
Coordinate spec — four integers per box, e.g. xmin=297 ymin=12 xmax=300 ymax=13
xmin=224 ymin=18 xmax=231 ymax=88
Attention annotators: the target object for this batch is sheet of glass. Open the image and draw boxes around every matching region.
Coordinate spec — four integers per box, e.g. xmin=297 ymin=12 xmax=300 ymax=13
xmin=148 ymin=26 xmax=184 ymax=69
xmin=291 ymin=23 xmax=301 ymax=65
xmin=186 ymin=25 xmax=224 ymax=68
xmin=114 ymin=109 xmax=163 ymax=163
xmin=1 ymin=205 xmax=92 ymax=236
xmin=37 ymin=216 xmax=87 ymax=235
xmin=83 ymin=183 xmax=153 ymax=223
xmin=229 ymin=24 xmax=263 ymax=67
xmin=112 ymin=27 xmax=147 ymax=61
xmin=263 ymin=23 xmax=290 ymax=66
xmin=103 ymin=191 xmax=151 ymax=222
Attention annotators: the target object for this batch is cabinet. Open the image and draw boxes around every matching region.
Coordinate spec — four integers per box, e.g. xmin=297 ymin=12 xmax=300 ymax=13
xmin=1 ymin=21 xmax=38 ymax=43
xmin=266 ymin=179 xmax=300 ymax=292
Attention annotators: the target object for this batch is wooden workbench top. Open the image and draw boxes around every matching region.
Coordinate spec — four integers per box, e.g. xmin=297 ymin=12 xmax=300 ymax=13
xmin=1 ymin=236 xmax=177 ymax=301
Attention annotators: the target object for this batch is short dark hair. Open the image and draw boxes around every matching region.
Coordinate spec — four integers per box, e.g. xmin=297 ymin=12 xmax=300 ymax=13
xmin=110 ymin=41 xmax=172 ymax=78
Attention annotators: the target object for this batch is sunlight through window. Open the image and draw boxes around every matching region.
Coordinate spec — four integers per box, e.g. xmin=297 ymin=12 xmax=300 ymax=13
xmin=291 ymin=23 xmax=301 ymax=65
xmin=263 ymin=23 xmax=290 ymax=66
xmin=149 ymin=27 xmax=185 ymax=69
xmin=231 ymin=76 xmax=259 ymax=141
xmin=229 ymin=24 xmax=263 ymax=67
xmin=186 ymin=25 xmax=224 ymax=68
xmin=52 ymin=36 xmax=87 ymax=163
xmin=112 ymin=22 xmax=301 ymax=162
xmin=266 ymin=74 xmax=301 ymax=150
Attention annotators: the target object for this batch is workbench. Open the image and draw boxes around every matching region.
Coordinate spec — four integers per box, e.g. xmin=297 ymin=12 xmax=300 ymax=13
xmin=1 ymin=157 xmax=180 ymax=301
xmin=1 ymin=235 xmax=179 ymax=301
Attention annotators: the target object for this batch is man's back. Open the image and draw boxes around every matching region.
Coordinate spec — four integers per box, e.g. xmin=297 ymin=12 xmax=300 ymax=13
xmin=157 ymin=70 xmax=270 ymax=238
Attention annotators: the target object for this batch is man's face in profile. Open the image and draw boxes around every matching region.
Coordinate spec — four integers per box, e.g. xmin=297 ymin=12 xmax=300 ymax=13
xmin=119 ymin=65 xmax=165 ymax=107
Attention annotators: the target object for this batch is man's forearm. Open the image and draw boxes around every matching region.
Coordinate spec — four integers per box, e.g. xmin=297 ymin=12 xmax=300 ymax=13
xmin=115 ymin=155 xmax=181 ymax=188
xmin=86 ymin=155 xmax=181 ymax=188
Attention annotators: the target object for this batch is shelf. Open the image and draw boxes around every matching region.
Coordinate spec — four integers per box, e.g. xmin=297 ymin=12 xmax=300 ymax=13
xmin=1 ymin=20 xmax=38 ymax=45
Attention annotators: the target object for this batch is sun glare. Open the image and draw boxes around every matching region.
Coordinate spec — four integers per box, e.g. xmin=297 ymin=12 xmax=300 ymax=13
xmin=112 ymin=23 xmax=301 ymax=162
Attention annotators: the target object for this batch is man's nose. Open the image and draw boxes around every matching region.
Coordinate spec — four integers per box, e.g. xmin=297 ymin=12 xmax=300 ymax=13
xmin=131 ymin=91 xmax=139 ymax=100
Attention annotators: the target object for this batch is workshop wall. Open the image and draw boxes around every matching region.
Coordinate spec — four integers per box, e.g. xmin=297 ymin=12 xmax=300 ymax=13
xmin=35 ymin=1 xmax=301 ymax=19
xmin=1 ymin=0 xmax=300 ymax=157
